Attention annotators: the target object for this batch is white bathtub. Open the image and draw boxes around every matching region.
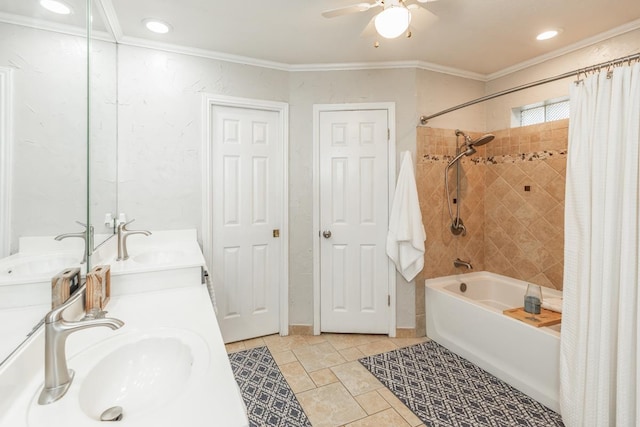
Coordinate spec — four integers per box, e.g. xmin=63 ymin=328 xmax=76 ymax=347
xmin=425 ymin=271 xmax=561 ymax=412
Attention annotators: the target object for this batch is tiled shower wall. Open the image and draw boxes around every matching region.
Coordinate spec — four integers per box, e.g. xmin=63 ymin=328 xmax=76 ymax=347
xmin=416 ymin=129 xmax=486 ymax=280
xmin=416 ymin=119 xmax=568 ymax=294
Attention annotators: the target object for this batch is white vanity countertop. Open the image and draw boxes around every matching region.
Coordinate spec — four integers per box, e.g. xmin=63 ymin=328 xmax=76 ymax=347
xmin=94 ymin=229 xmax=207 ymax=275
xmin=0 ymin=304 xmax=47 ymax=364
xmin=13 ymin=229 xmax=207 ymax=277
xmin=0 ymin=284 xmax=249 ymax=427
xmin=0 ymin=229 xmax=209 ymax=358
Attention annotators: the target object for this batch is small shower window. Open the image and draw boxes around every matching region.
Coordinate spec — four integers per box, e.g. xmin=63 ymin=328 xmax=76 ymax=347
xmin=514 ymin=98 xmax=569 ymax=127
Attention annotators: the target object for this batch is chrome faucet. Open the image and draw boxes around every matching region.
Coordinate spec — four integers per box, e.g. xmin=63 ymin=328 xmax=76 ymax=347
xmin=38 ymin=284 xmax=124 ymax=405
xmin=453 ymin=258 xmax=473 ymax=269
xmin=117 ymin=219 xmax=151 ymax=261
xmin=55 ymin=221 xmax=93 ymax=264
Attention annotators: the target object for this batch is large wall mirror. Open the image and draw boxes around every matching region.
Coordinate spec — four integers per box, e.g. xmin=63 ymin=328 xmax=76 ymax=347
xmin=0 ymin=0 xmax=117 ymax=365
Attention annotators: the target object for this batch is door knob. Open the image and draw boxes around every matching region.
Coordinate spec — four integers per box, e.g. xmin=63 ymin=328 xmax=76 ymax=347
xmin=322 ymin=230 xmax=332 ymax=239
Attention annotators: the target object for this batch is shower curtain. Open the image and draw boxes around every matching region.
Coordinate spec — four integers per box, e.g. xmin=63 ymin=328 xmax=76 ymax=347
xmin=560 ymin=62 xmax=640 ymax=426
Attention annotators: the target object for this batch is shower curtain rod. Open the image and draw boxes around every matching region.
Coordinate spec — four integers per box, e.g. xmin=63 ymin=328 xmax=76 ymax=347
xmin=419 ymin=52 xmax=640 ymax=125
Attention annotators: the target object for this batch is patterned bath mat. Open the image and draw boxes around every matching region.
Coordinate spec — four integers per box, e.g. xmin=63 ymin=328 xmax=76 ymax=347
xmin=359 ymin=341 xmax=564 ymax=427
xmin=228 ymin=345 xmax=312 ymax=427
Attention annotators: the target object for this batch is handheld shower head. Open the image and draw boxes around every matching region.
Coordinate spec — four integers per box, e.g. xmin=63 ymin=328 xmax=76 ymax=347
xmin=445 ymin=129 xmax=495 ymax=238
xmin=446 ymin=145 xmax=476 ymax=168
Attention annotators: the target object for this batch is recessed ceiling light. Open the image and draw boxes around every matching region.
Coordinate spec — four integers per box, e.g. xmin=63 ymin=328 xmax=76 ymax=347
xmin=40 ymin=0 xmax=72 ymax=15
xmin=143 ymin=19 xmax=172 ymax=34
xmin=536 ymin=30 xmax=559 ymax=41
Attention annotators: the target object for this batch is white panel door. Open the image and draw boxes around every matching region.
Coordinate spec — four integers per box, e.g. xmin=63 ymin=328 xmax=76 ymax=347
xmin=211 ymin=105 xmax=281 ymax=343
xmin=319 ymin=110 xmax=390 ymax=333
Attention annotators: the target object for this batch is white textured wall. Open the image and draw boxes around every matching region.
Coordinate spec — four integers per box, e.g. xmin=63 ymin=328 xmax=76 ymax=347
xmin=116 ymin=45 xmax=289 ymax=234
xmin=115 ymin=53 xmax=444 ymax=328
xmin=0 ymin=23 xmax=87 ymax=253
xmin=416 ymin=69 xmax=486 ymax=132
xmin=485 ymin=29 xmax=640 ymax=130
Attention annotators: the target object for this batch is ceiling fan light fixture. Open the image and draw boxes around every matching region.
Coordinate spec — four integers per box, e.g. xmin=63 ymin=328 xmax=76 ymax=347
xmin=374 ymin=6 xmax=411 ymax=39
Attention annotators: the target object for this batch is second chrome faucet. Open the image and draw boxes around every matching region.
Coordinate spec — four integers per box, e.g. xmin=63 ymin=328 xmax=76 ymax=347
xmin=116 ymin=219 xmax=151 ymax=261
xmin=54 ymin=221 xmax=94 ymax=264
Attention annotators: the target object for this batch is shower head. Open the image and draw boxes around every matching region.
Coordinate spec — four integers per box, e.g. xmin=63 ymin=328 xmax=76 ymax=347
xmin=470 ymin=134 xmax=495 ymax=147
xmin=455 ymin=129 xmax=495 ymax=148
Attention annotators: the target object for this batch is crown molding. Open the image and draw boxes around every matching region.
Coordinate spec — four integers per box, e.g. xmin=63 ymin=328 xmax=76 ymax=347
xmin=415 ymin=61 xmax=487 ymax=81
xmin=96 ymin=0 xmax=123 ymax=41
xmin=0 ymin=11 xmax=114 ymax=43
xmin=1 ymin=11 xmax=638 ymax=82
xmin=288 ymin=60 xmax=487 ymax=81
xmin=113 ymin=38 xmax=486 ymax=81
xmin=115 ymin=36 xmax=292 ymax=71
xmin=0 ymin=11 xmax=85 ymax=38
xmin=486 ymin=18 xmax=640 ymax=81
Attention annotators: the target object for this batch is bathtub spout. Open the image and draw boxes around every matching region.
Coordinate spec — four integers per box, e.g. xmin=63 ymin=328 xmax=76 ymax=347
xmin=453 ymin=258 xmax=473 ymax=269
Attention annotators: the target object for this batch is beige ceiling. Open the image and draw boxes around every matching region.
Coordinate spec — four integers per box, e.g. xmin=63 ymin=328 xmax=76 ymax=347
xmin=2 ymin=0 xmax=640 ymax=77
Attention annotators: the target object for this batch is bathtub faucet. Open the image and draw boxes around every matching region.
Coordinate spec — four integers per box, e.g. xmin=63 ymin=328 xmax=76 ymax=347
xmin=453 ymin=258 xmax=473 ymax=270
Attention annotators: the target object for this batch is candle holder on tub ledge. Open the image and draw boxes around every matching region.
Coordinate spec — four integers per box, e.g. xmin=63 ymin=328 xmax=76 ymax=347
xmin=524 ymin=283 xmax=542 ymax=322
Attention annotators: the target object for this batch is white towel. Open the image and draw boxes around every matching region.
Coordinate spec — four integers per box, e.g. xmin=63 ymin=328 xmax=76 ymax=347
xmin=386 ymin=151 xmax=426 ymax=282
xmin=541 ymin=297 xmax=563 ymax=313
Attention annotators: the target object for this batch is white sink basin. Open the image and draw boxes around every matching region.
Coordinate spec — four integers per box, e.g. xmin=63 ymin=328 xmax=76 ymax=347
xmin=132 ymin=250 xmax=185 ymax=265
xmin=78 ymin=336 xmax=194 ymax=419
xmin=27 ymin=328 xmax=210 ymax=426
xmin=0 ymin=252 xmax=84 ymax=309
xmin=0 ymin=253 xmax=81 ymax=278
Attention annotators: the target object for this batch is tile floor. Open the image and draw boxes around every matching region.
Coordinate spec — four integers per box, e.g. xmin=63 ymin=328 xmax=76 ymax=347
xmin=225 ymin=333 xmax=430 ymax=427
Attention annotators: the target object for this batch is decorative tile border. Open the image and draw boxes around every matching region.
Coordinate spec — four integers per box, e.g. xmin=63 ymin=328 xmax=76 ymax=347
xmin=421 ymin=149 xmax=567 ymax=165
xmin=487 ymin=149 xmax=567 ymax=164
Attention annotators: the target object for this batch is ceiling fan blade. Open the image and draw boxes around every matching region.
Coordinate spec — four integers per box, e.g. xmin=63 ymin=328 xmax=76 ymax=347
xmin=406 ymin=6 xmax=438 ymax=34
xmin=405 ymin=0 xmax=439 ymax=17
xmin=322 ymin=2 xmax=377 ymax=18
xmin=360 ymin=15 xmax=377 ymax=38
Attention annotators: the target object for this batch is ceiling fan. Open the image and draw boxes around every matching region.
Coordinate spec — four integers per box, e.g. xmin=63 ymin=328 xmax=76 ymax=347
xmin=322 ymin=0 xmax=438 ymax=40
